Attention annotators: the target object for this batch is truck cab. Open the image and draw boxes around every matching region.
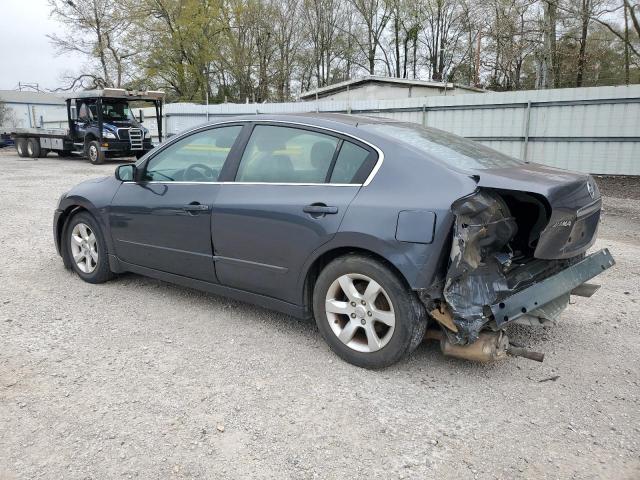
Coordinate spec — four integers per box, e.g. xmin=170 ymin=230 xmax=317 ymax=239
xmin=13 ymin=89 xmax=164 ymax=164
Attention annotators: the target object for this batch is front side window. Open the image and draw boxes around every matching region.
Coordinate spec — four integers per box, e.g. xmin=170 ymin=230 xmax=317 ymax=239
xmin=144 ymin=126 xmax=242 ymax=182
xmin=77 ymin=101 xmax=95 ymax=122
xmin=236 ymin=125 xmax=339 ymax=183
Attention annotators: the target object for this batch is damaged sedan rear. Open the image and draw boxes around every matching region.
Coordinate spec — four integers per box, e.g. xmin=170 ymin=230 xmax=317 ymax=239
xmin=360 ymin=121 xmax=614 ymax=365
xmin=53 ymin=114 xmax=614 ymax=368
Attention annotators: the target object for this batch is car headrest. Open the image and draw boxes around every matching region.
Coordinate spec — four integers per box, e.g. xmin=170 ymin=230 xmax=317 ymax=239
xmin=310 ymin=141 xmax=335 ymax=169
xmin=270 ymin=154 xmax=294 ymax=179
xmin=241 ymin=154 xmax=294 ymax=182
xmin=256 ymin=136 xmax=286 ymax=152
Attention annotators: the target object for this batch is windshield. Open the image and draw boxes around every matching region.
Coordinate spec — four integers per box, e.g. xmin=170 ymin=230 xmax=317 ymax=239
xmin=101 ymin=100 xmax=134 ymax=122
xmin=362 ymin=122 xmax=523 ymax=171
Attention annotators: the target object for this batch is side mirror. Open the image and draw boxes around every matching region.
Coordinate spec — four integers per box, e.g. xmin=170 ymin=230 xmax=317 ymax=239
xmin=70 ymin=106 xmax=77 ymax=121
xmin=138 ymin=110 xmax=144 ymax=123
xmin=115 ymin=164 xmax=136 ymax=182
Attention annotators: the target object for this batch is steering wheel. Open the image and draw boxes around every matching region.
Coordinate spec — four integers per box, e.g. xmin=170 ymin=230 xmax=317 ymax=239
xmin=184 ymin=163 xmax=215 ymax=181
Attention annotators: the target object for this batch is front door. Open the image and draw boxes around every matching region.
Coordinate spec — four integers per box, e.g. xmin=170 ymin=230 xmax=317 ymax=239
xmin=109 ymin=124 xmax=244 ymax=282
xmin=212 ymin=123 xmax=377 ymax=303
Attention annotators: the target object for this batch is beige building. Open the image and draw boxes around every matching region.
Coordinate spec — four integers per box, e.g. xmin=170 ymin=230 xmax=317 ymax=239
xmin=299 ymin=76 xmax=484 ymax=102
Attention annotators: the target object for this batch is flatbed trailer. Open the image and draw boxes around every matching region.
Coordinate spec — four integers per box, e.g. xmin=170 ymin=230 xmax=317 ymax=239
xmin=13 ymin=88 xmax=164 ymax=164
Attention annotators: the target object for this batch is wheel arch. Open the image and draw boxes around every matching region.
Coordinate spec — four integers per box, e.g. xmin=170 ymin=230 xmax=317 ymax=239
xmin=300 ymin=243 xmax=413 ymax=319
xmin=56 ymin=204 xmax=92 ymax=268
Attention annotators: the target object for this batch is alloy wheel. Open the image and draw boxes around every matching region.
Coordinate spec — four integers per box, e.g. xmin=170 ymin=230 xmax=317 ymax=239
xmin=70 ymin=222 xmax=98 ymax=273
xmin=89 ymin=145 xmax=98 ymax=162
xmin=325 ymin=273 xmax=396 ymax=353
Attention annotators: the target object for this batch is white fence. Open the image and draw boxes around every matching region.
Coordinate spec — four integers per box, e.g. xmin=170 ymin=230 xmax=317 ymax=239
xmin=141 ymin=84 xmax=640 ymax=175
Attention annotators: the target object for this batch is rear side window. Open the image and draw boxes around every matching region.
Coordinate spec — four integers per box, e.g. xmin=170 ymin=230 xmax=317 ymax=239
xmin=330 ymin=141 xmax=371 ymax=184
xmin=362 ymin=123 xmax=523 ymax=171
xmin=236 ymin=125 xmax=338 ymax=183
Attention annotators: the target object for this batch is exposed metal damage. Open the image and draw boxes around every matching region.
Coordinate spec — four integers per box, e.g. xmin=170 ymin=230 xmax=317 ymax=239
xmin=444 ymin=190 xmax=517 ymax=344
xmin=422 ymin=187 xmax=616 ymax=363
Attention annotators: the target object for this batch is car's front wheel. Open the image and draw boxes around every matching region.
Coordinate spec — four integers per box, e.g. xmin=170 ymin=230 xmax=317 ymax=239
xmin=65 ymin=212 xmax=113 ymax=283
xmin=313 ymin=254 xmax=427 ymax=369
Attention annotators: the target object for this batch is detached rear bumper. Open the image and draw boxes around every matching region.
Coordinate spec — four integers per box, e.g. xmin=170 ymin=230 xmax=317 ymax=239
xmin=491 ymin=248 xmax=615 ymax=327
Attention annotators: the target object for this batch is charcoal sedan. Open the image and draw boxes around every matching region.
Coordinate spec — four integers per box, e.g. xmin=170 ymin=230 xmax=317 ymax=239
xmin=53 ymin=114 xmax=614 ymax=368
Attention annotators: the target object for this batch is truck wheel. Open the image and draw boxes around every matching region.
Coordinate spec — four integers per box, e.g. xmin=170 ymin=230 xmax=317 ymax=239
xmin=86 ymin=140 xmax=105 ymax=165
xmin=312 ymin=254 xmax=428 ymax=369
xmin=15 ymin=139 xmax=27 ymax=157
xmin=27 ymin=138 xmax=41 ymax=158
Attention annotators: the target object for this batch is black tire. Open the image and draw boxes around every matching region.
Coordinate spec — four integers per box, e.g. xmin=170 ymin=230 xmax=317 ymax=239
xmin=15 ymin=138 xmax=27 ymax=157
xmin=64 ymin=211 xmax=114 ymax=284
xmin=86 ymin=140 xmax=105 ymax=165
xmin=27 ymin=138 xmax=41 ymax=158
xmin=312 ymin=254 xmax=428 ymax=369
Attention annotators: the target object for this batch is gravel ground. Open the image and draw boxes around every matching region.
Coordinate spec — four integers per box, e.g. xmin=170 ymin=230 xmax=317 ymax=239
xmin=1 ymin=149 xmax=639 ymax=480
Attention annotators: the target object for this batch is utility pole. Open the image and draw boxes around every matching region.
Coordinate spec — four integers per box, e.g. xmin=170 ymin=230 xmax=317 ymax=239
xmin=203 ymin=67 xmax=209 ymax=122
xmin=474 ymin=30 xmax=482 ymax=87
xmin=624 ymin=0 xmax=630 ymax=86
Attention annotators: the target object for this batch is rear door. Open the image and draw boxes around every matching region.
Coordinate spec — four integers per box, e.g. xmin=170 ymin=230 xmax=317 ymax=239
xmin=109 ymin=124 xmax=245 ymax=281
xmin=212 ymin=123 xmax=377 ymax=304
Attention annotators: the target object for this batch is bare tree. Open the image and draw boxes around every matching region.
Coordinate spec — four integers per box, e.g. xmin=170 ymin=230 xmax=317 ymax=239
xmin=419 ymin=0 xmax=468 ymax=81
xmin=539 ymin=0 xmax=559 ymax=88
xmin=349 ymin=0 xmax=392 ymax=74
xmin=48 ymin=0 xmax=137 ymax=89
xmin=270 ymin=0 xmax=302 ymax=100
xmin=591 ymin=1 xmax=640 ymax=59
xmin=46 ymin=0 xmax=639 ymax=98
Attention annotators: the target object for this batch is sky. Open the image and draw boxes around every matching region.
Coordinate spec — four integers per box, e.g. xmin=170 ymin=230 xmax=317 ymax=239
xmin=0 ymin=0 xmax=85 ymax=91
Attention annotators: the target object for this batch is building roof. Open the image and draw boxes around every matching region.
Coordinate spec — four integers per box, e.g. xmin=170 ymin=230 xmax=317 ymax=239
xmin=0 ymin=90 xmax=65 ymax=105
xmin=299 ymin=75 xmax=484 ymax=100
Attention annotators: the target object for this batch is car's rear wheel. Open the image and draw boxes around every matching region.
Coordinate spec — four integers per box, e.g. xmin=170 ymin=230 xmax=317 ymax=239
xmin=15 ymin=138 xmax=27 ymax=157
xmin=313 ymin=254 xmax=428 ymax=369
xmin=65 ymin=212 xmax=113 ymax=283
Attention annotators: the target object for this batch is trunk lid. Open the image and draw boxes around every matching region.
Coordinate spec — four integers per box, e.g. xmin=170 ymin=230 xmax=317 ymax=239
xmin=475 ymin=163 xmax=601 ymax=259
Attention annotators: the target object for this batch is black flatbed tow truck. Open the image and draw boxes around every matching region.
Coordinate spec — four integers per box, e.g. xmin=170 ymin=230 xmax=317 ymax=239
xmin=13 ymin=88 xmax=164 ymax=164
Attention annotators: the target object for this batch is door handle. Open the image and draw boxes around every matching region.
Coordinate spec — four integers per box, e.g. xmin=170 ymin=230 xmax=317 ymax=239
xmin=303 ymin=204 xmax=338 ymax=215
xmin=183 ymin=203 xmax=210 ymax=213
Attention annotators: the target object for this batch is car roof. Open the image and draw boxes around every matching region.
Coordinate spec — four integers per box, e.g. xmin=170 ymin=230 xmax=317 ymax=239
xmin=205 ymin=113 xmax=397 ymax=130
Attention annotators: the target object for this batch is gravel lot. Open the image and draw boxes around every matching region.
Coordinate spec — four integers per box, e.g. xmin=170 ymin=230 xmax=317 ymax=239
xmin=1 ymin=149 xmax=638 ymax=480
